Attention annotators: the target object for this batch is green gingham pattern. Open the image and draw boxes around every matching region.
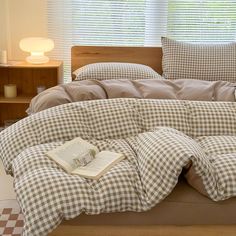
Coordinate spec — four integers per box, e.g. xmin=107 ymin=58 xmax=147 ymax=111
xmin=1 ymin=99 xmax=236 ymax=236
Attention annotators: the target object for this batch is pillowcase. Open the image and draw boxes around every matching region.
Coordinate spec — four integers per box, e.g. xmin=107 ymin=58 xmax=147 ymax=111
xmin=73 ymin=62 xmax=162 ymax=81
xmin=161 ymin=37 xmax=236 ymax=82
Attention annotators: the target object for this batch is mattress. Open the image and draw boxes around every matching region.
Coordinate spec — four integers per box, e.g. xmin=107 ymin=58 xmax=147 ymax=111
xmin=64 ymin=179 xmax=236 ymax=226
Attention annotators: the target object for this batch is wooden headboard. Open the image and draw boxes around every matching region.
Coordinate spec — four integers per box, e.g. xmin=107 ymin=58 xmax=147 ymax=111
xmin=71 ymin=46 xmax=163 ymax=76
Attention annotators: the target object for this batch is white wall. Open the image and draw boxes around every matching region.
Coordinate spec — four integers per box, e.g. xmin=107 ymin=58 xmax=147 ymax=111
xmin=0 ymin=0 xmax=48 ymax=200
xmin=0 ymin=0 xmax=48 ymax=60
xmin=0 ymin=0 xmax=8 ymax=51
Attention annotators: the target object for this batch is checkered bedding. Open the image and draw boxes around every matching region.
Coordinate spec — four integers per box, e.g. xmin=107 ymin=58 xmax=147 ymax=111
xmin=1 ymin=98 xmax=236 ymax=236
xmin=162 ymin=37 xmax=236 ymax=82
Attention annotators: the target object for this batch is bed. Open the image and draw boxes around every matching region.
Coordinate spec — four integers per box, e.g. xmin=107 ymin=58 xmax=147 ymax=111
xmin=1 ymin=42 xmax=236 ymax=236
xmin=50 ymin=45 xmax=236 ymax=236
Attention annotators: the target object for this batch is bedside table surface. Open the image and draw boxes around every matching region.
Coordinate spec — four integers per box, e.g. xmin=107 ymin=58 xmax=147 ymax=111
xmin=0 ymin=60 xmax=62 ymax=68
xmin=0 ymin=96 xmax=33 ymax=104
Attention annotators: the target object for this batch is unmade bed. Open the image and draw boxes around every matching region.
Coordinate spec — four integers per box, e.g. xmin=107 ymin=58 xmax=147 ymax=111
xmin=1 ymin=38 xmax=236 ymax=236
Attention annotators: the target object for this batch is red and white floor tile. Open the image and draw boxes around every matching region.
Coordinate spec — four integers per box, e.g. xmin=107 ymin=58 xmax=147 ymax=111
xmin=0 ymin=207 xmax=24 ymax=236
xmin=1 ymin=161 xmax=23 ymax=235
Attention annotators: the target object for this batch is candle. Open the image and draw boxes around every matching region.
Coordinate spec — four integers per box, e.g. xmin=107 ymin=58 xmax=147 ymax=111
xmin=4 ymin=84 xmax=17 ymax=98
xmin=0 ymin=50 xmax=7 ymax=64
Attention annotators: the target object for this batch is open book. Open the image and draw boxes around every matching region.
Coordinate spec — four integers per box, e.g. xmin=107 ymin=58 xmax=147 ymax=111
xmin=46 ymin=137 xmax=125 ymax=180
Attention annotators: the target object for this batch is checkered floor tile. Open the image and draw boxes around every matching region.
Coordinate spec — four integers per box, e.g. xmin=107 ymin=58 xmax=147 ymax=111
xmin=0 ymin=208 xmax=24 ymax=236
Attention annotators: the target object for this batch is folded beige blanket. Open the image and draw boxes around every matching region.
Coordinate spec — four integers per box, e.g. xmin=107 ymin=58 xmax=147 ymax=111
xmin=28 ymin=79 xmax=236 ymax=114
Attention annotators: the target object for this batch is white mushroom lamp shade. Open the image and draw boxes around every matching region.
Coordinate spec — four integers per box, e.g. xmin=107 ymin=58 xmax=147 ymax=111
xmin=19 ymin=37 xmax=54 ymax=64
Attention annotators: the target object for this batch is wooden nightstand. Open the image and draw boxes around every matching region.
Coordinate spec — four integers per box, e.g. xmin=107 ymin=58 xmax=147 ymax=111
xmin=0 ymin=60 xmax=63 ymax=127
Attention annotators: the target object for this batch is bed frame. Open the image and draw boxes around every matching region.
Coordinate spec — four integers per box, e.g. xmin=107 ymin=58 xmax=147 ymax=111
xmin=49 ymin=46 xmax=236 ymax=236
xmin=71 ymin=46 xmax=163 ymax=76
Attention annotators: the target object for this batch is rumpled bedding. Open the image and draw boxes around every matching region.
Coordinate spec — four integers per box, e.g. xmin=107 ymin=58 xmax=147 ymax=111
xmin=27 ymin=78 xmax=236 ymax=114
xmin=1 ymin=98 xmax=236 ymax=236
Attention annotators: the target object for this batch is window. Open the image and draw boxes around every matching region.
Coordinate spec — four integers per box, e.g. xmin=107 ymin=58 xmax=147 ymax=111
xmin=47 ymin=0 xmax=166 ymax=81
xmin=74 ymin=0 xmax=146 ymax=46
xmin=167 ymin=0 xmax=236 ymax=43
xmin=47 ymin=0 xmax=236 ymax=81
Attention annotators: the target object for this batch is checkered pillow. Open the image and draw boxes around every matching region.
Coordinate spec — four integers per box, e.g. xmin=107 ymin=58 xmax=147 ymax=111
xmin=162 ymin=37 xmax=236 ymax=82
xmin=73 ymin=62 xmax=162 ymax=81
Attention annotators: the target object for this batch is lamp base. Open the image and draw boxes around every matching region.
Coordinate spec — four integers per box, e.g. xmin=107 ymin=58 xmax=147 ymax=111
xmin=26 ymin=55 xmax=49 ymax=64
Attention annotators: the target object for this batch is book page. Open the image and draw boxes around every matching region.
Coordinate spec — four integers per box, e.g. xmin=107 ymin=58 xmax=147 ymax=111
xmin=72 ymin=151 xmax=125 ymax=179
xmin=47 ymin=137 xmax=99 ymax=173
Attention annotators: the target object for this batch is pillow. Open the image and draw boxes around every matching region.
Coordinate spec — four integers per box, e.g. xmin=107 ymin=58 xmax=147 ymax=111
xmin=73 ymin=62 xmax=162 ymax=81
xmin=161 ymin=37 xmax=236 ymax=82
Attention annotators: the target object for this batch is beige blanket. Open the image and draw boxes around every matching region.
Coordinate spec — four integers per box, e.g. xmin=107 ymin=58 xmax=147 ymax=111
xmin=28 ymin=79 xmax=236 ymax=114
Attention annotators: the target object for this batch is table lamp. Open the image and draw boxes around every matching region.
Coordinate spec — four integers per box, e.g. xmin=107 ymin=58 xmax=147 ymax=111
xmin=19 ymin=37 xmax=54 ymax=64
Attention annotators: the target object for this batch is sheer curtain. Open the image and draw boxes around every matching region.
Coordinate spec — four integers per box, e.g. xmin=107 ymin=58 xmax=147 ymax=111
xmin=47 ymin=0 xmax=236 ymax=82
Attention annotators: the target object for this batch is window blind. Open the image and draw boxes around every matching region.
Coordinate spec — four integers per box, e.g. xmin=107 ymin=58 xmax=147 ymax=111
xmin=47 ymin=0 xmax=166 ymax=82
xmin=47 ymin=0 xmax=236 ymax=82
xmin=167 ymin=0 xmax=236 ymax=43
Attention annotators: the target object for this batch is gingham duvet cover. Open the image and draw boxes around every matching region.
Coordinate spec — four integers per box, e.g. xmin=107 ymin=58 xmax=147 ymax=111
xmin=1 ymin=98 xmax=236 ymax=236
